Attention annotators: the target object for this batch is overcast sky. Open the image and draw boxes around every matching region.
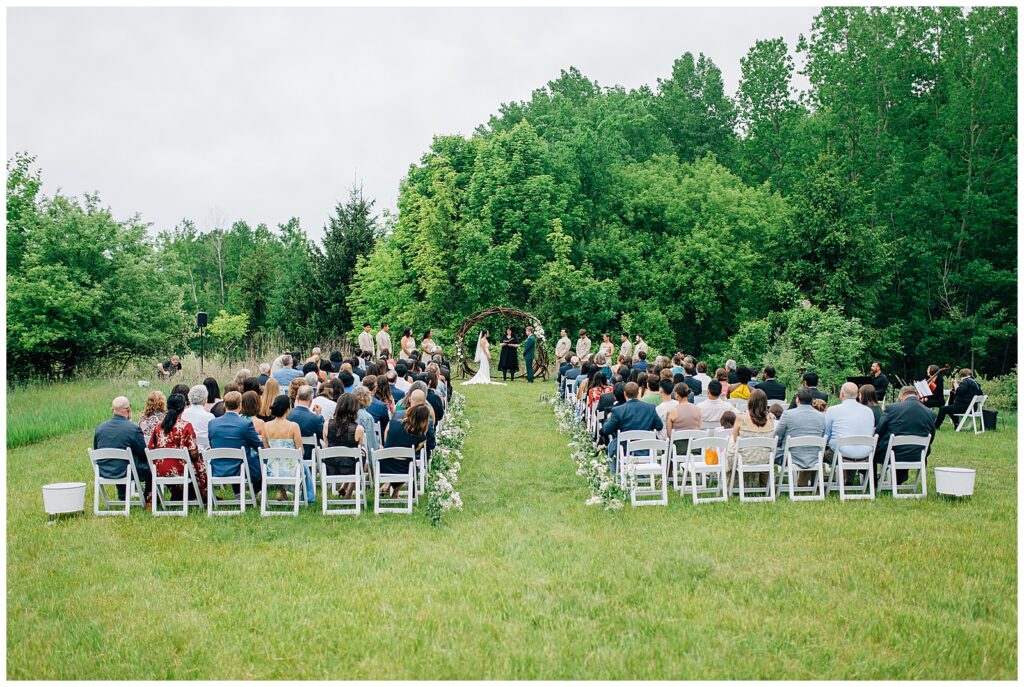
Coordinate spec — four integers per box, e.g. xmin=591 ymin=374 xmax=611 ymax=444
xmin=8 ymin=6 xmax=819 ymax=241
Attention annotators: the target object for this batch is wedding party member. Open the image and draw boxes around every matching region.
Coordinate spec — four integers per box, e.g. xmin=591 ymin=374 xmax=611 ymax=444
xmin=148 ymin=393 xmax=208 ymax=503
xmin=464 ymin=329 xmax=506 ymax=386
xmin=399 ymin=328 xmax=416 ymax=362
xmin=619 ymin=333 xmax=632 ymax=361
xmin=757 ymin=367 xmax=787 ymax=401
xmin=522 ymin=326 xmax=537 ymax=383
xmin=869 ymin=362 xmax=890 ymax=403
xmin=633 ymin=334 xmax=648 ymax=361
xmin=876 ymin=386 xmax=935 ymax=483
xmin=358 ymin=323 xmax=375 ymax=358
xmin=375 ymin=323 xmax=392 ymax=360
xmin=576 ymin=329 xmax=592 ymax=359
xmin=138 ymin=390 xmax=167 ymax=446
xmin=934 ymin=368 xmax=982 ymax=429
xmin=498 ymin=327 xmax=520 ymax=382
xmin=598 ymin=333 xmax=614 ymax=361
xmin=421 ymin=329 xmax=438 ymax=356
xmin=94 ymin=396 xmax=152 ymax=504
xmin=555 ymin=329 xmax=572 ymax=360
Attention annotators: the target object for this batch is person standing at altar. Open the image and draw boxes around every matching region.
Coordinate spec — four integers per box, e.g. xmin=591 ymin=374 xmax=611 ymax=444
xmin=598 ymin=333 xmax=615 ymax=361
xmin=633 ymin=334 xmax=648 ymax=361
xmin=375 ymin=323 xmax=392 ymax=360
xmin=619 ymin=333 xmax=632 ymax=362
xmin=576 ymin=329 xmax=592 ymax=359
xmin=522 ymin=326 xmax=537 ymax=384
xmin=498 ymin=327 xmax=520 ymax=382
xmin=358 ymin=323 xmax=375 ymax=358
xmin=555 ymin=329 xmax=572 ymax=360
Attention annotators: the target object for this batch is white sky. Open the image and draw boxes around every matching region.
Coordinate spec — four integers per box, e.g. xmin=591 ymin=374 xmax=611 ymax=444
xmin=8 ymin=6 xmax=819 ymax=241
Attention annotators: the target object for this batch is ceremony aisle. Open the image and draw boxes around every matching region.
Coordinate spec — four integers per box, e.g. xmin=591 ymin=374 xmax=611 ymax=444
xmin=6 ymin=380 xmax=1018 ymax=679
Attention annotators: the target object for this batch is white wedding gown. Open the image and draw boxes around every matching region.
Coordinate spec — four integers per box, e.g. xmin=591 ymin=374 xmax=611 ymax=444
xmin=462 ymin=337 xmax=506 ymax=386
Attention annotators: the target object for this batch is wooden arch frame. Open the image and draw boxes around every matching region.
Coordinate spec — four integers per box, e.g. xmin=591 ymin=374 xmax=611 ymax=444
xmin=454 ymin=307 xmax=550 ymax=380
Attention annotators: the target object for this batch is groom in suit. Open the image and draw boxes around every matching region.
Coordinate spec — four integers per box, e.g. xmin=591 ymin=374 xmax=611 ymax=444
xmin=522 ymin=326 xmax=537 ymax=383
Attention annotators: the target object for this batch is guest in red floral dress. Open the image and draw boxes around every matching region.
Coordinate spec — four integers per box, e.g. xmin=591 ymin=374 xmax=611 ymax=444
xmin=147 ymin=393 xmax=208 ymax=502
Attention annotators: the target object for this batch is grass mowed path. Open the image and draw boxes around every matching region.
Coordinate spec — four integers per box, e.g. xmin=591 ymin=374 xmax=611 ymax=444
xmin=7 ymin=380 xmax=1017 ymax=679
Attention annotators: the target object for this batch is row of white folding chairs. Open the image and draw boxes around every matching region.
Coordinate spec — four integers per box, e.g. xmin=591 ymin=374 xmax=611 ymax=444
xmin=88 ymin=443 xmax=425 ymax=517
xmin=614 ymin=429 xmax=931 ymax=506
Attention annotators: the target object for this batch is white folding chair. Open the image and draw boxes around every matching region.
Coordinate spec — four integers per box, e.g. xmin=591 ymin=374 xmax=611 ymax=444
xmin=373 ymin=423 xmax=383 ymax=449
xmin=146 ymin=447 xmax=203 ymax=516
xmin=955 ymin=395 xmax=988 ymax=434
xmin=415 ymin=446 xmax=429 ymax=499
xmin=615 ymin=430 xmax=659 ymax=483
xmin=730 ymin=436 xmax=778 ymax=502
xmin=373 ymin=447 xmax=416 ymax=514
xmin=301 ymin=435 xmax=319 ymax=501
xmin=681 ymin=436 xmax=730 ymax=504
xmin=878 ymin=435 xmax=930 ymax=499
xmin=89 ymin=448 xmax=145 ymax=516
xmin=826 ymin=435 xmax=878 ymax=501
xmin=668 ymin=429 xmax=707 ymax=494
xmin=317 ymin=446 xmax=363 ymax=515
xmin=623 ymin=439 xmax=669 ymax=506
xmin=728 ymin=399 xmax=748 ymax=414
xmin=202 ymin=447 xmax=256 ymax=515
xmin=777 ymin=436 xmax=827 ymax=501
xmin=258 ymin=447 xmax=305 ymax=516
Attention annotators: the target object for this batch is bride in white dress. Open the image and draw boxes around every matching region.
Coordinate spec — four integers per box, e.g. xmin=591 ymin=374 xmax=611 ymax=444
xmin=462 ymin=329 xmax=506 ymax=386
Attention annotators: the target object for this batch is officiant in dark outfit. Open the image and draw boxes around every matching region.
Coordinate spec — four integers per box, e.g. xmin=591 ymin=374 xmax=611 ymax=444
xmin=498 ymin=327 xmax=520 ymax=382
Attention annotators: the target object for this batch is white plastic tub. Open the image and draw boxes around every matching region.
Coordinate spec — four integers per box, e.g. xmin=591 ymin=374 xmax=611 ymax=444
xmin=934 ymin=467 xmax=976 ymax=497
xmin=42 ymin=482 xmax=87 ymax=514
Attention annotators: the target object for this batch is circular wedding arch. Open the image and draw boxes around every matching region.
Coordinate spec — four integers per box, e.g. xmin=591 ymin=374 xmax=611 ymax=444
xmin=454 ymin=307 xmax=550 ymax=381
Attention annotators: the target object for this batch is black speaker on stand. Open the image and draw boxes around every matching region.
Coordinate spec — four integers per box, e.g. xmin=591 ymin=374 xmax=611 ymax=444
xmin=197 ymin=312 xmax=208 ymax=375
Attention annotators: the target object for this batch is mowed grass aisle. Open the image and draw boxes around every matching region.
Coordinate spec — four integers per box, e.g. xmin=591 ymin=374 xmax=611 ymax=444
xmin=6 ymin=380 xmax=1018 ymax=679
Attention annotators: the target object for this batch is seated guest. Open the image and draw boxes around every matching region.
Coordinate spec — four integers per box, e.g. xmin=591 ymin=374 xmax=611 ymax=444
xmin=375 ymin=373 xmax=398 ymax=414
xmin=258 ymin=377 xmax=281 ymax=421
xmin=138 ymin=390 xmax=167 ymax=446
xmin=148 ymin=393 xmax=207 ymax=502
xmin=773 ymin=387 xmax=826 ymax=486
xmin=858 ymin=383 xmax=882 ymax=429
xmin=682 ymin=362 xmax=702 ymax=396
xmin=824 ymin=382 xmax=877 ymax=470
xmin=726 ymin=389 xmax=775 ymax=485
xmin=655 ymin=378 xmax=677 ymax=426
xmin=788 ymin=372 xmax=829 ymax=409
xmin=715 ymin=367 xmax=731 ymax=398
xmin=242 ymin=376 xmax=261 ymax=396
xmin=869 ymin=361 xmax=890 ymax=403
xmin=259 ymin=395 xmax=309 ymax=503
xmin=288 ymin=385 xmax=325 ymax=460
xmin=719 ymin=411 xmax=737 ymax=431
xmin=382 ymin=404 xmax=434 ymax=497
xmin=876 ymin=385 xmax=936 ymax=483
xmin=768 ymin=404 xmax=784 ymax=421
xmin=329 ymin=350 xmax=345 ymax=374
xmin=286 ymin=377 xmax=304 ymax=406
xmin=203 ymin=377 xmax=223 ymax=415
xmin=666 ymin=382 xmax=702 ymax=433
xmin=95 ymin=395 xmax=153 ymax=506
xmin=387 ymin=370 xmax=406 ymax=404
xmin=634 ymin=350 xmax=649 ymax=372
xmin=257 ymin=363 xmax=272 ymax=388
xmin=272 ymin=354 xmax=302 ymax=387
xmin=352 ymin=387 xmax=380 ymax=453
xmin=240 ymin=390 xmax=268 ymax=491
xmin=424 ymin=370 xmax=445 ymax=422
xmin=725 ymin=359 xmax=739 ymax=385
xmin=207 ymin=390 xmax=264 ymax=491
xmin=233 ymin=369 xmax=251 ymax=389
xmin=560 ymin=356 xmax=581 ymax=393
xmin=337 ymin=370 xmax=356 ymax=394
xmin=694 ymin=360 xmax=712 ymax=390
xmin=757 ymin=367 xmax=787 ymax=401
xmin=311 ymin=380 xmax=338 ymax=419
xmin=171 ymin=383 xmax=190 ymax=398
xmin=183 ymin=385 xmax=215 ymax=449
xmin=697 ymin=381 xmax=733 ymax=427
xmin=394 ymin=363 xmax=413 ymax=394
xmin=587 ymin=371 xmax=612 ymax=410
xmin=324 ymin=393 xmax=366 ymax=500
xmin=728 ymin=367 xmax=753 ymax=400
xmin=641 ymin=375 xmax=661 ymax=405
xmin=811 ymin=398 xmax=828 ymax=413
xmin=601 ymin=382 xmax=663 ymax=468
xmin=935 ymin=368 xmax=982 ymax=430
xmin=362 ymin=376 xmax=391 ymax=436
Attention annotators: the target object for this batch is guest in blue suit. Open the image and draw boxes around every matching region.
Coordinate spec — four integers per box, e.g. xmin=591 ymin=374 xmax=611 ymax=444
xmin=288 ymin=385 xmax=325 ymax=462
xmin=601 ymin=382 xmax=663 ymax=468
xmin=207 ymin=391 xmax=265 ymax=492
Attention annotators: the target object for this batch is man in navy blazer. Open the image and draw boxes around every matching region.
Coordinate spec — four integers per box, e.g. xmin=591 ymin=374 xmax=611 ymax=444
xmin=93 ymin=396 xmax=152 ymax=502
xmin=601 ymin=382 xmax=663 ymax=467
xmin=288 ymin=385 xmax=324 ymax=461
xmin=208 ymin=391 xmax=264 ymax=491
xmin=875 ymin=386 xmax=936 ymax=484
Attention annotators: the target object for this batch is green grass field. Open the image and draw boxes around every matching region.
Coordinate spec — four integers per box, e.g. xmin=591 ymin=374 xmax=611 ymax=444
xmin=6 ymin=379 xmax=1018 ymax=679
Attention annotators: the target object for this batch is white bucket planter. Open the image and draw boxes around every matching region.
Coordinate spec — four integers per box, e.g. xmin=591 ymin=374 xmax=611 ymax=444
xmin=934 ymin=467 xmax=976 ymax=497
xmin=42 ymin=482 xmax=87 ymax=515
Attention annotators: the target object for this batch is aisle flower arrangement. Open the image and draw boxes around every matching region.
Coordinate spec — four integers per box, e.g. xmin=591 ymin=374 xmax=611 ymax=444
xmin=426 ymin=391 xmax=469 ymax=525
xmin=548 ymin=394 xmax=627 ymax=510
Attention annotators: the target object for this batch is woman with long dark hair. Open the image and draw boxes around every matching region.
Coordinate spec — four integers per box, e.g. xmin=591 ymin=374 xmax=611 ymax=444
xmin=325 ymin=393 xmax=366 ymax=499
xmin=858 ymin=383 xmax=882 ymax=429
xmin=147 ymin=392 xmax=208 ymax=502
xmin=727 ymin=388 xmax=775 ymax=488
xmin=400 ymin=327 xmax=416 ymax=361
xmin=381 ymin=404 xmax=431 ymax=498
xmin=203 ymin=377 xmax=223 ymax=415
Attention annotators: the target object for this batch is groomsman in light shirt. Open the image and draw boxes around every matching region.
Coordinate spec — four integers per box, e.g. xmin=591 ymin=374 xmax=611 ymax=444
xmin=555 ymin=329 xmax=572 ymax=360
xmin=576 ymin=329 xmax=592 ymax=359
xmin=376 ymin=323 xmax=393 ymax=359
xmin=359 ymin=323 xmax=375 ymax=358
xmin=619 ymin=333 xmax=632 ymax=361
xmin=633 ymin=334 xmax=649 ymax=361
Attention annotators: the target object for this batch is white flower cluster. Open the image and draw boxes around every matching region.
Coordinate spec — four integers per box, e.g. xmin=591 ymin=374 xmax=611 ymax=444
xmin=426 ymin=391 xmax=470 ymax=525
xmin=549 ymin=394 xmax=626 ymax=510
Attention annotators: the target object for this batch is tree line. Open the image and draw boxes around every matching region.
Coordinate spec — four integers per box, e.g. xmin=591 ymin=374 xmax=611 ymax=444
xmin=7 ymin=6 xmax=1016 ymax=381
